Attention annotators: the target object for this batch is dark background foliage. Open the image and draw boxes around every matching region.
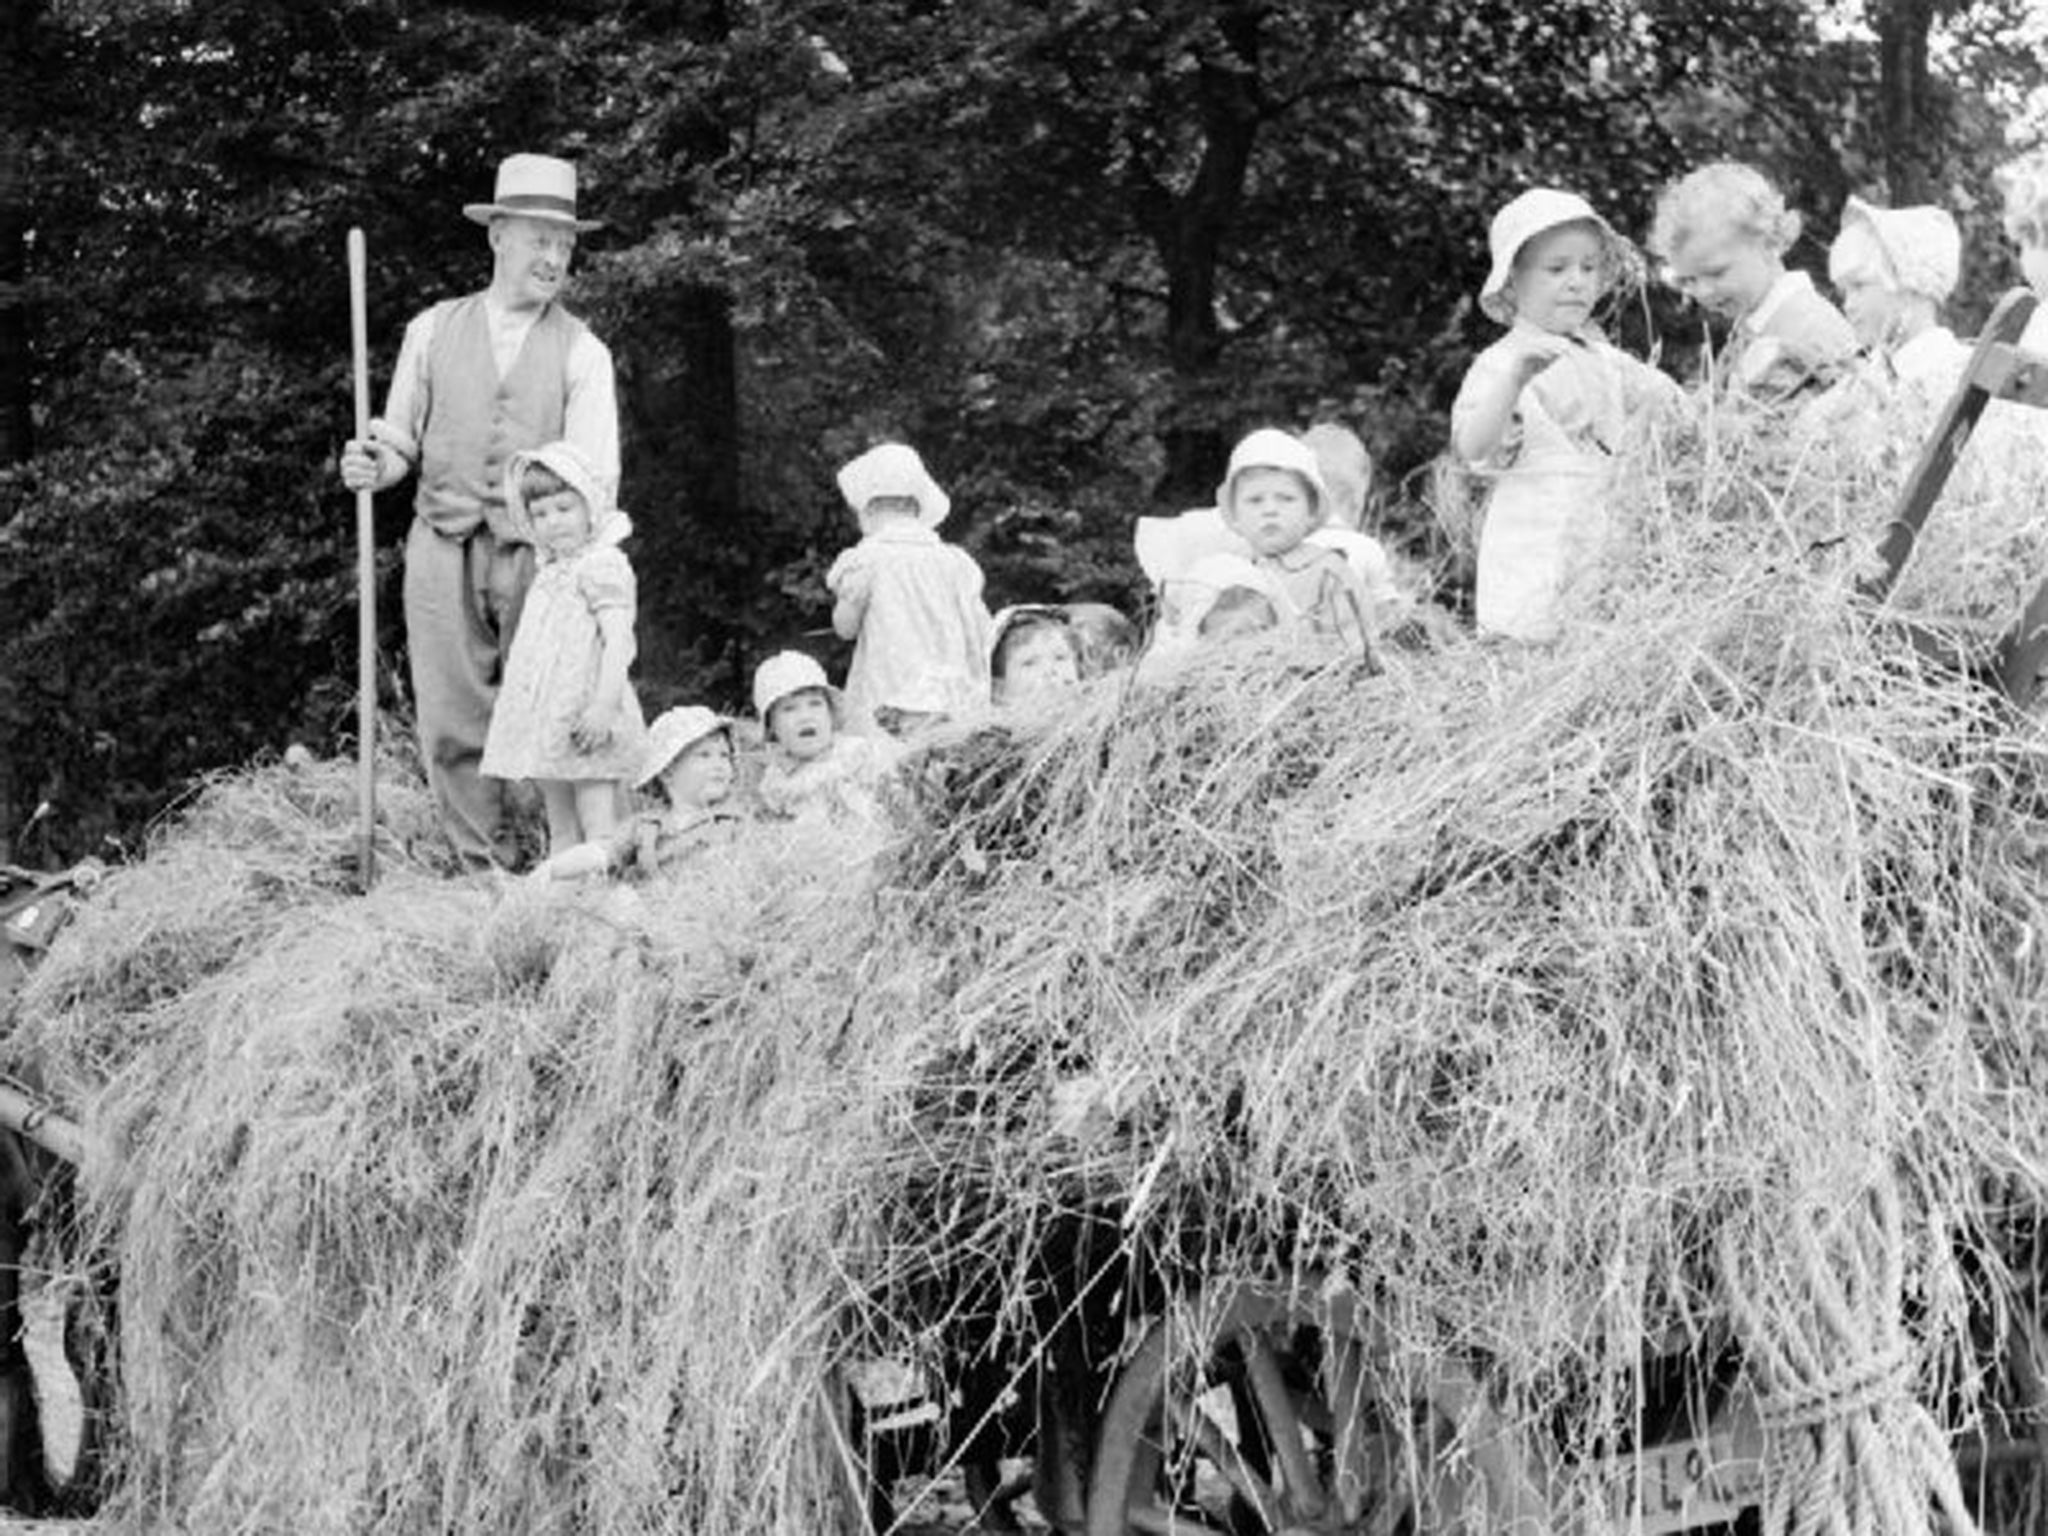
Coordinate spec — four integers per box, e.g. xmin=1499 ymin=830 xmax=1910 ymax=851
xmin=2 ymin=0 xmax=2041 ymax=859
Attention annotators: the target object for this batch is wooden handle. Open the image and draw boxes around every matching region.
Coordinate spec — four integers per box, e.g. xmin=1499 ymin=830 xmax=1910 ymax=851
xmin=347 ymin=227 xmax=377 ymax=888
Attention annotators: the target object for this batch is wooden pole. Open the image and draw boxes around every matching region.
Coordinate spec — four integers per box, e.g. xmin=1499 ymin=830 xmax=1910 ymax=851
xmin=347 ymin=228 xmax=377 ymax=889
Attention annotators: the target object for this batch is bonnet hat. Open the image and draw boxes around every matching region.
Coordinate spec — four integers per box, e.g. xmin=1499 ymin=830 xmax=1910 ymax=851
xmin=1835 ymin=196 xmax=1961 ymax=304
xmin=500 ymin=441 xmax=621 ymax=548
xmin=1480 ymin=188 xmax=1620 ymax=324
xmin=1215 ymin=428 xmax=1330 ymax=519
xmin=836 ymin=442 xmax=952 ymax=528
xmin=752 ymin=650 xmax=846 ymax=725
xmin=634 ymin=706 xmax=732 ymax=789
xmin=463 ymin=153 xmax=603 ymax=232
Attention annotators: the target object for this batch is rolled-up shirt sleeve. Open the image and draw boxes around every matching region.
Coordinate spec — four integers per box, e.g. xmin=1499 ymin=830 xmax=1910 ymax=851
xmin=565 ymin=331 xmax=620 ymax=508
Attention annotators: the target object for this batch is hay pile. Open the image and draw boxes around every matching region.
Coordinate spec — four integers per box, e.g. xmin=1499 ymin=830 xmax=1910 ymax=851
xmin=12 ymin=414 xmax=2048 ymax=1534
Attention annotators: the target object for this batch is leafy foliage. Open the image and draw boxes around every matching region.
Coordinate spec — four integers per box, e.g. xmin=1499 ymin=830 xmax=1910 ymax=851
xmin=2 ymin=0 xmax=2039 ymax=855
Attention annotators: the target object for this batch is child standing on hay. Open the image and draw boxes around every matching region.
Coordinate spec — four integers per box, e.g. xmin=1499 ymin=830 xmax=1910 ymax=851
xmin=827 ymin=442 xmax=992 ymax=736
xmin=480 ymin=441 xmax=646 ymax=859
xmin=753 ymin=650 xmax=893 ymax=827
xmin=1452 ymin=188 xmax=1682 ymax=643
xmin=528 ymin=706 xmax=743 ymax=882
xmin=1649 ymin=161 xmax=1858 ymax=408
xmin=1215 ymin=427 xmax=1376 ymax=657
xmin=989 ymin=605 xmax=1084 ymax=707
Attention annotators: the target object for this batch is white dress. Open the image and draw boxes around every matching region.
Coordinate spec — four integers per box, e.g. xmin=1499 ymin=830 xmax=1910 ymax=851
xmin=1455 ymin=322 xmax=1675 ymax=642
xmin=481 ymin=515 xmax=647 ymax=782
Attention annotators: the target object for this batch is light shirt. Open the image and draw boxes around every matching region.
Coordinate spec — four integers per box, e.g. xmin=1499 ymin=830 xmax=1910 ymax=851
xmin=379 ymin=292 xmax=620 ymax=504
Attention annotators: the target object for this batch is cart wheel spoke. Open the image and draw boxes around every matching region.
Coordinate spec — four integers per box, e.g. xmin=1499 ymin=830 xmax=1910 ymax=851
xmin=1241 ymin=1331 xmax=1325 ymax=1520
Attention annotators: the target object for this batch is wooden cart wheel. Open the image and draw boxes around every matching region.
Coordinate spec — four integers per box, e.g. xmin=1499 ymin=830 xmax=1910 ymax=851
xmin=1083 ymin=1286 xmax=1549 ymax=1536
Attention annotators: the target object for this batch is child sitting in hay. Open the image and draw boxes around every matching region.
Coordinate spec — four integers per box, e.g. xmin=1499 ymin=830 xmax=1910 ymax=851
xmin=1453 ymin=188 xmax=1682 ymax=643
xmin=826 ymin=442 xmax=992 ymax=736
xmin=526 ymin=705 xmax=744 ymax=883
xmin=989 ymin=605 xmax=1084 ymax=708
xmin=1215 ymin=427 xmax=1376 ymax=658
xmin=753 ymin=650 xmax=894 ymax=829
xmin=1650 ymin=160 xmax=1858 ymax=409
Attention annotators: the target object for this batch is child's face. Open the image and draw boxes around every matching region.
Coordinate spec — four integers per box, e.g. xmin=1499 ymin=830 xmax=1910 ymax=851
xmin=1200 ymin=594 xmax=1279 ymax=642
xmin=996 ymin=625 xmax=1080 ymax=705
xmin=1666 ymin=222 xmax=1781 ymax=321
xmin=767 ymin=688 xmax=835 ymax=761
xmin=659 ymin=734 xmax=734 ymax=811
xmin=1508 ymin=223 xmax=1605 ymax=334
xmin=1225 ymin=468 xmax=1320 ymax=557
xmin=528 ymin=486 xmax=593 ymax=555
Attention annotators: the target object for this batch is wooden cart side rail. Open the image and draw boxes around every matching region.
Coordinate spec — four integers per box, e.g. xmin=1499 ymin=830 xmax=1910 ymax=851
xmin=0 ymin=1082 xmax=98 ymax=1170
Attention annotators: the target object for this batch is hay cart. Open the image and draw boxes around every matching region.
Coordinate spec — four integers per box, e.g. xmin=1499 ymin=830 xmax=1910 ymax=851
xmin=856 ymin=289 xmax=2048 ymax=1536
xmin=0 ymin=860 xmax=104 ymax=1513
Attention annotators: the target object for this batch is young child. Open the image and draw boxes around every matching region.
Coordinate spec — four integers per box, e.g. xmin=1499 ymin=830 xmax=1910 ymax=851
xmin=753 ymin=650 xmax=894 ymax=828
xmin=480 ymin=441 xmax=646 ymax=858
xmin=1215 ymin=427 xmax=1375 ymax=656
xmin=1827 ymin=197 xmax=1967 ymax=405
xmin=1649 ymin=161 xmax=1858 ymax=407
xmin=1301 ymin=421 xmax=1411 ymax=625
xmin=989 ymin=606 xmax=1084 ymax=707
xmin=826 ymin=442 xmax=992 ymax=734
xmin=1060 ymin=601 xmax=1140 ymax=679
xmin=1994 ymin=148 xmax=2048 ymax=352
xmin=529 ymin=706 xmax=742 ymax=882
xmin=1452 ymin=187 xmax=1682 ymax=643
xmin=1198 ymin=583 xmax=1282 ymax=642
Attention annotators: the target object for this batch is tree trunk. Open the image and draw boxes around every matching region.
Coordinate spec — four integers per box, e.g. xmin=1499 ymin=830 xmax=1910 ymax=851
xmin=0 ymin=0 xmax=41 ymax=466
xmin=621 ymin=282 xmax=741 ymax=667
xmin=1872 ymin=0 xmax=1937 ymax=204
xmin=1135 ymin=2 xmax=1267 ymax=508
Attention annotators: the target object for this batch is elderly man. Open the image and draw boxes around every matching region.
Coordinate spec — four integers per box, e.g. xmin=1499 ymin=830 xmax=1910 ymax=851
xmin=340 ymin=153 xmax=619 ymax=869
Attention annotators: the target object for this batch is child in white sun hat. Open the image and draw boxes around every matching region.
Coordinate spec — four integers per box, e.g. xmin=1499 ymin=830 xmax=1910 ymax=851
xmin=827 ymin=442 xmax=992 ymax=735
xmin=1451 ymin=187 xmax=1682 ymax=643
xmin=752 ymin=650 xmax=895 ymax=828
xmin=1215 ymin=427 xmax=1375 ymax=657
xmin=1827 ymin=196 xmax=1967 ymax=407
xmin=480 ymin=440 xmax=647 ymax=858
xmin=528 ymin=705 xmax=744 ymax=882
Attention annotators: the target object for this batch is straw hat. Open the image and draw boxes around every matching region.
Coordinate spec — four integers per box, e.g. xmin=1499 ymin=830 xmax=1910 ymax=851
xmin=1480 ymin=188 xmax=1618 ymax=324
xmin=463 ymin=153 xmax=603 ymax=232
xmin=634 ymin=706 xmax=732 ymax=789
xmin=1835 ymin=196 xmax=1961 ymax=303
xmin=501 ymin=441 xmax=613 ymax=546
xmin=752 ymin=650 xmax=845 ymax=723
xmin=1215 ymin=428 xmax=1330 ymax=520
xmin=836 ymin=442 xmax=951 ymax=528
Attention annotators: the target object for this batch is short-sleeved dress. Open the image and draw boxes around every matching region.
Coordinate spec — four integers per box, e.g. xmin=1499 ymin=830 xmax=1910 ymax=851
xmin=1454 ymin=321 xmax=1678 ymax=642
xmin=827 ymin=522 xmax=991 ymax=724
xmin=482 ymin=515 xmax=647 ymax=782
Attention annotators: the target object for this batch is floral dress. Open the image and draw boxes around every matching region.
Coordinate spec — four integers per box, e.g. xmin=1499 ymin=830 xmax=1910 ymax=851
xmin=482 ymin=514 xmax=647 ymax=782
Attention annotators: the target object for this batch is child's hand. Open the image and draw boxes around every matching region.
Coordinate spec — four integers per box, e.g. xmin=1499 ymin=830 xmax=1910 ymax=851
xmin=570 ymin=708 xmax=613 ymax=753
xmin=1512 ymin=332 xmax=1575 ymax=383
